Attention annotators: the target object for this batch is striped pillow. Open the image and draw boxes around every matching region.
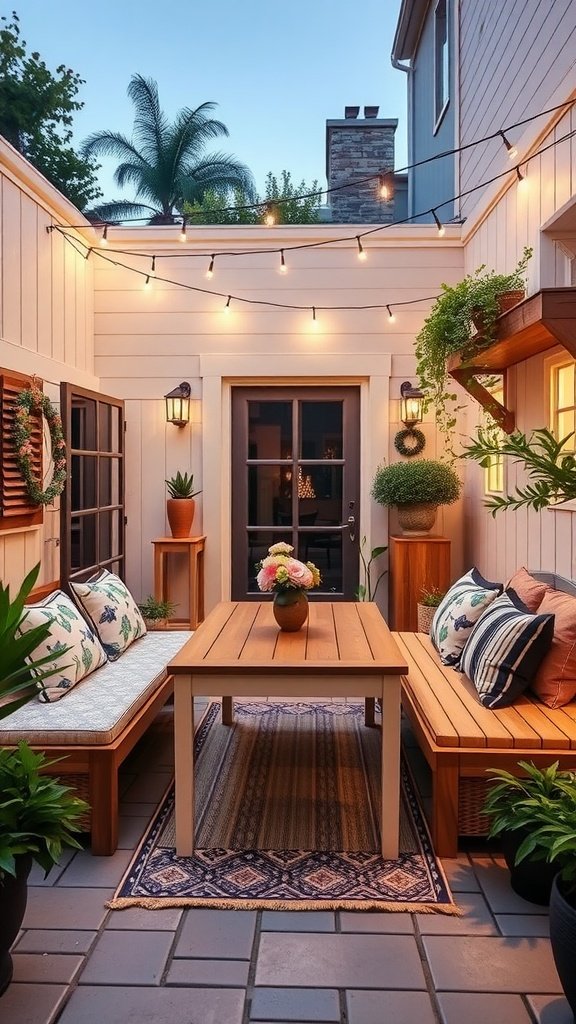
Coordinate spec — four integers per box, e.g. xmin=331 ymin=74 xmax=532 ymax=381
xmin=431 ymin=568 xmax=502 ymax=667
xmin=461 ymin=589 xmax=555 ymax=709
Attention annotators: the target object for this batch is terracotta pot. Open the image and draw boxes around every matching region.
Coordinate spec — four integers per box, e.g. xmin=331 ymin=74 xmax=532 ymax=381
xmin=549 ymin=875 xmax=576 ymax=1018
xmin=397 ymin=503 xmax=437 ymax=536
xmin=273 ymin=590 xmax=309 ymax=632
xmin=166 ymin=498 xmax=195 ymax=538
xmin=471 ymin=290 xmax=525 ymax=333
xmin=0 ymin=855 xmax=32 ymax=996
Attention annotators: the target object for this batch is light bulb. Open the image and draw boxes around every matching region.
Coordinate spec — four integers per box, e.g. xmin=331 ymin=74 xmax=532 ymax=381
xmin=101 ymin=225 xmax=109 ymax=245
xmin=179 ymin=218 xmax=187 ymax=243
xmin=432 ymin=209 xmax=445 ymax=236
xmin=356 ymin=237 xmax=367 ymax=261
xmin=206 ymin=255 xmax=215 ymax=279
xmin=386 ymin=304 xmax=396 ymax=323
xmin=144 ymin=275 xmax=151 ymax=289
xmin=279 ymin=250 xmax=287 ymax=273
xmin=224 ymin=295 xmax=232 ymax=313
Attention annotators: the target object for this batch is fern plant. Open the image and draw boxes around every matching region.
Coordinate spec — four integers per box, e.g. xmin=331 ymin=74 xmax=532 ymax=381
xmin=462 ymin=426 xmax=576 ymax=513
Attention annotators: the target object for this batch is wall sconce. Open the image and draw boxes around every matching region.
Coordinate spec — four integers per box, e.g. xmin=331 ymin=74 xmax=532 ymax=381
xmin=395 ymin=381 xmax=426 ymax=457
xmin=400 ymin=380 xmax=424 ymax=428
xmin=165 ymin=381 xmax=191 ymax=427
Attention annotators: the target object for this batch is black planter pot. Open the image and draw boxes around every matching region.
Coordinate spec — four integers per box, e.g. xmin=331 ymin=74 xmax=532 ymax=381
xmin=549 ymin=875 xmax=576 ymax=1020
xmin=0 ymin=855 xmax=32 ymax=997
xmin=501 ymin=830 xmax=557 ymax=906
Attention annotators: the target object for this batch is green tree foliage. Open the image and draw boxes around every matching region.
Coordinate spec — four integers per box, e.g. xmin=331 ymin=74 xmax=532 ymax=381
xmin=82 ymin=74 xmax=255 ymax=224
xmin=185 ymin=171 xmax=321 ymax=225
xmin=0 ymin=11 xmax=102 ymax=210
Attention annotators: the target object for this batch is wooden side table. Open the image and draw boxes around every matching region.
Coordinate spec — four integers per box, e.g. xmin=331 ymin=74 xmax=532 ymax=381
xmin=152 ymin=536 xmax=206 ymax=630
xmin=389 ymin=535 xmax=451 ymax=631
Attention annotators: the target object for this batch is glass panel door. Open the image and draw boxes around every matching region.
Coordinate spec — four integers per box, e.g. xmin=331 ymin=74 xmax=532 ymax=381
xmin=232 ymin=387 xmax=360 ymax=599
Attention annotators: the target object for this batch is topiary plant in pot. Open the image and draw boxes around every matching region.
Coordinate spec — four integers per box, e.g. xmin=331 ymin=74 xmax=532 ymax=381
xmin=0 ymin=563 xmax=89 ymax=996
xmin=371 ymin=459 xmax=461 ymax=535
xmin=165 ymin=471 xmax=202 ymax=538
xmin=483 ymin=761 xmax=576 ymax=1016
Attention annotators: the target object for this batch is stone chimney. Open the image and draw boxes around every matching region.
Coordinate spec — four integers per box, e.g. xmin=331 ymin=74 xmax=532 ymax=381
xmin=326 ymin=106 xmax=397 ymax=223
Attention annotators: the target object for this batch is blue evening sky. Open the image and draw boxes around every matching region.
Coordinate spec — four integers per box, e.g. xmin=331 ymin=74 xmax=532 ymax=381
xmin=9 ymin=0 xmax=406 ymax=203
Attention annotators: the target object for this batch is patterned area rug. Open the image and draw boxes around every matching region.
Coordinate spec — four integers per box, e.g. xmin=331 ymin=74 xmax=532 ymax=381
xmin=110 ymin=702 xmax=457 ymax=913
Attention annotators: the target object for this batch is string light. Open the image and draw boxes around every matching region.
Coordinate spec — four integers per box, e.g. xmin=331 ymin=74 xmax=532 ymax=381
xmin=84 ymin=247 xmax=92 ymax=260
xmin=356 ymin=236 xmax=367 ymax=261
xmin=432 ymin=209 xmax=445 ymax=236
xmin=144 ymin=274 xmax=151 ymax=289
xmin=206 ymin=254 xmax=215 ymax=279
xmin=499 ymin=130 xmax=517 ymax=160
xmin=386 ymin=304 xmax=396 ymax=323
xmin=279 ymin=249 xmax=287 ymax=273
xmin=516 ymin=166 xmax=525 ymax=184
xmin=224 ymin=295 xmax=232 ymax=313
xmin=179 ymin=217 xmax=187 ymax=242
xmin=264 ymin=205 xmax=276 ymax=227
xmin=378 ymin=174 xmax=390 ymax=200
xmin=101 ymin=224 xmax=109 ymax=245
xmin=311 ymin=306 xmax=318 ymax=327
xmin=151 ymin=255 xmax=156 ymax=272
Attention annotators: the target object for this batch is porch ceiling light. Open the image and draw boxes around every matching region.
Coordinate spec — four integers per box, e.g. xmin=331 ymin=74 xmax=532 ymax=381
xmin=165 ymin=381 xmax=191 ymax=427
xmin=399 ymin=381 xmax=424 ymax=428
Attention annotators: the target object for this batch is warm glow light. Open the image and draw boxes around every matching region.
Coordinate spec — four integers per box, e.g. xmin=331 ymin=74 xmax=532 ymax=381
xmin=164 ymin=381 xmax=191 ymax=427
xmin=386 ymin=304 xmax=396 ymax=323
xmin=516 ymin=166 xmax=527 ymax=187
xmin=499 ymin=130 xmax=517 ymax=160
xmin=179 ymin=218 xmax=187 ymax=242
xmin=223 ymin=295 xmax=232 ymax=313
xmin=206 ymin=255 xmax=215 ymax=279
xmin=101 ymin=224 xmax=108 ymax=245
xmin=432 ymin=209 xmax=445 ymax=236
xmin=310 ymin=306 xmax=319 ymax=329
xmin=379 ymin=178 xmax=389 ymax=200
xmin=356 ymin=236 xmax=367 ymax=261
xmin=279 ymin=250 xmax=287 ymax=273
xmin=264 ymin=206 xmax=276 ymax=226
xmin=144 ymin=275 xmax=151 ymax=289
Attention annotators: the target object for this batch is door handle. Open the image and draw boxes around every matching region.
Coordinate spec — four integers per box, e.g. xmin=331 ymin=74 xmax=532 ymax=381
xmin=347 ymin=515 xmax=356 ymax=542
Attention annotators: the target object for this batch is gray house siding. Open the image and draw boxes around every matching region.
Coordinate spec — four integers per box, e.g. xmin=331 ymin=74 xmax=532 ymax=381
xmin=409 ymin=0 xmax=456 ymax=224
xmin=459 ymin=0 xmax=576 ymax=219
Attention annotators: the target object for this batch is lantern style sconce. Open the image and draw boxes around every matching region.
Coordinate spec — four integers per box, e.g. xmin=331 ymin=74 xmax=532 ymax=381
xmin=395 ymin=381 xmax=426 ymax=457
xmin=165 ymin=381 xmax=191 ymax=427
xmin=399 ymin=381 xmax=424 ymax=428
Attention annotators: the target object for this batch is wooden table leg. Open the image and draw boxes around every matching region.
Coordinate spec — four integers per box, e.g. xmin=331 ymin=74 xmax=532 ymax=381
xmin=364 ymin=697 xmax=375 ymax=726
xmin=380 ymin=674 xmax=401 ymax=859
xmin=174 ymin=674 xmax=195 ymax=856
xmin=222 ymin=696 xmax=234 ymax=725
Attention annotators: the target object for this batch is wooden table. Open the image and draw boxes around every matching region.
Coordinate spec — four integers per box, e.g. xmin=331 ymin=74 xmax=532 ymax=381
xmin=152 ymin=536 xmax=206 ymax=630
xmin=168 ymin=600 xmax=408 ymax=859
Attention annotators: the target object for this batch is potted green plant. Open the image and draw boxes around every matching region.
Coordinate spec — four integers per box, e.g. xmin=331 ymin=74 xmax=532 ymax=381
xmin=415 ymin=247 xmax=532 ymax=446
xmin=417 ymin=586 xmax=445 ymax=634
xmin=0 ymin=564 xmax=88 ymax=996
xmin=138 ymin=595 xmax=177 ymax=630
xmin=371 ymin=459 xmax=461 ymax=535
xmin=165 ymin=471 xmax=201 ymax=538
xmin=483 ymin=761 xmax=576 ymax=1016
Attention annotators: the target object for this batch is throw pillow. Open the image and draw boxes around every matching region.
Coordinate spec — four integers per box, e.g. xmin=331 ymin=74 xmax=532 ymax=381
xmin=17 ymin=590 xmax=107 ymax=702
xmin=431 ymin=567 xmax=502 ymax=666
xmin=506 ymin=567 xmax=552 ymax=613
xmin=70 ymin=570 xmax=147 ymax=660
xmin=460 ymin=589 xmax=555 ymax=709
xmin=530 ymin=589 xmax=576 ymax=708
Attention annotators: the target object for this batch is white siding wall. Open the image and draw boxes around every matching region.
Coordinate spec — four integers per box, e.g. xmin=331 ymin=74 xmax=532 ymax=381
xmin=93 ymin=228 xmax=465 ymax=609
xmin=0 ymin=141 xmax=99 ymax=589
xmin=459 ymin=0 xmax=576 ymax=221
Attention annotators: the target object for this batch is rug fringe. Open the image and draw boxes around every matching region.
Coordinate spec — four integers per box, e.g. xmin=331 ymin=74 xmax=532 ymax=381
xmin=106 ymin=896 xmax=462 ymax=915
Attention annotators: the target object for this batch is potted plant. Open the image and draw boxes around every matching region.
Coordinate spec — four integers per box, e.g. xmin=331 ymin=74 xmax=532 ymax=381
xmin=165 ymin=471 xmax=201 ymax=538
xmin=483 ymin=761 xmax=576 ymax=1015
xmin=138 ymin=595 xmax=176 ymax=630
xmin=415 ymin=247 xmax=532 ymax=446
xmin=0 ymin=563 xmax=88 ymax=996
xmin=417 ymin=586 xmax=445 ymax=634
xmin=371 ymin=459 xmax=461 ymax=535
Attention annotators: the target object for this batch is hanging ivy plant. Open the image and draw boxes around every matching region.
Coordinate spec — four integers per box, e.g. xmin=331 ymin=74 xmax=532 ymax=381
xmin=12 ymin=386 xmax=67 ymax=505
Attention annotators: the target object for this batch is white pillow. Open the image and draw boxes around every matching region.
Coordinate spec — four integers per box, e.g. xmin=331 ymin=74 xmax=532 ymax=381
xmin=18 ymin=590 xmax=107 ymax=702
xmin=431 ymin=567 xmax=502 ymax=667
xmin=70 ymin=569 xmax=146 ymax=660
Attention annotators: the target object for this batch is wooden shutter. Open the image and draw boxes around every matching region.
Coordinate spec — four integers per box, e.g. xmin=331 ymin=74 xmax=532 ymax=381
xmin=0 ymin=369 xmax=43 ymax=529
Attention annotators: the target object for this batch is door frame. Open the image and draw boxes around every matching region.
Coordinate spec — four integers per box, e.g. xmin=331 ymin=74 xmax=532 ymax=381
xmin=197 ymin=352 xmax=392 ymax=614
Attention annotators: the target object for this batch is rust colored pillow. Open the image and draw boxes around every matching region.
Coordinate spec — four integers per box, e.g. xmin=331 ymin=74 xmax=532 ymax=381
xmin=506 ymin=568 xmax=551 ymax=613
xmin=531 ymin=589 xmax=576 ymax=708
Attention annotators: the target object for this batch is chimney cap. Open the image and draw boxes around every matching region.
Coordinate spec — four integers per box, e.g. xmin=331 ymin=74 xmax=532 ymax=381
xmin=364 ymin=105 xmax=379 ymax=118
xmin=344 ymin=105 xmax=360 ymax=119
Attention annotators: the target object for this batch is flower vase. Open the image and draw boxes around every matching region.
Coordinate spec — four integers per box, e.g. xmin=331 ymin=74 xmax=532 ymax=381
xmin=273 ymin=590 xmax=309 ymax=632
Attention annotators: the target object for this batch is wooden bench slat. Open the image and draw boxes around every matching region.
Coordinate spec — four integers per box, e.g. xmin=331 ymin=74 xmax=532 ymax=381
xmin=511 ymin=694 xmax=572 ymax=749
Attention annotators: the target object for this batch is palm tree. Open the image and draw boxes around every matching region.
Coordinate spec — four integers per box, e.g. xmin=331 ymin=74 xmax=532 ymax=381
xmin=82 ymin=74 xmax=254 ymax=224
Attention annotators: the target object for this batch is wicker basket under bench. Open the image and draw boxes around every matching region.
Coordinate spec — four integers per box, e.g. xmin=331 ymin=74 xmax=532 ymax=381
xmin=392 ymin=570 xmax=576 ymax=858
xmin=0 ymin=629 xmax=191 ymax=855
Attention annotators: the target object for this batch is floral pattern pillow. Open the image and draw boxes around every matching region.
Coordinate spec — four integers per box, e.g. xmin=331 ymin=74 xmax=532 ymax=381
xmin=431 ymin=567 xmax=502 ymax=667
xmin=70 ymin=570 xmax=147 ymax=661
xmin=17 ymin=590 xmax=107 ymax=702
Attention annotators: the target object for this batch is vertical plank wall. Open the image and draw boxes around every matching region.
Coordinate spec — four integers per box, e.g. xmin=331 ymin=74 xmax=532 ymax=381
xmin=0 ymin=145 xmax=99 ymax=589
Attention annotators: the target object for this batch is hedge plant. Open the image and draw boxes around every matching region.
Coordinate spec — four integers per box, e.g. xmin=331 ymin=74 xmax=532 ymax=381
xmin=371 ymin=459 xmax=461 ymax=507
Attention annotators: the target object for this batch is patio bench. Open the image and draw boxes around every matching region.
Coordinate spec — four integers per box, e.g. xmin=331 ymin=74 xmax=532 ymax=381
xmin=0 ymin=623 xmax=191 ymax=855
xmin=387 ymin=569 xmax=576 ymax=858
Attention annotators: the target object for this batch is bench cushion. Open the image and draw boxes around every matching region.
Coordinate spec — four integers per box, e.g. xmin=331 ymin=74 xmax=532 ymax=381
xmin=0 ymin=631 xmax=191 ymax=746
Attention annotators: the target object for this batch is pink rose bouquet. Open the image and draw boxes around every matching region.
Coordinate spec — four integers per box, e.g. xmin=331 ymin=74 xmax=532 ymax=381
xmin=256 ymin=542 xmax=321 ymax=593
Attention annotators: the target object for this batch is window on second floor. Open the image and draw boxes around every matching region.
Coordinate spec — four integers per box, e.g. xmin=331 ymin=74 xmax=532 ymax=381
xmin=434 ymin=0 xmax=449 ymax=130
xmin=550 ymin=359 xmax=576 ymax=451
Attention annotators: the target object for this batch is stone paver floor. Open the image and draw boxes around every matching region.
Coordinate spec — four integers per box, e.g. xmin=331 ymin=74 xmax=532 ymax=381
xmin=4 ymin=703 xmax=573 ymax=1024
